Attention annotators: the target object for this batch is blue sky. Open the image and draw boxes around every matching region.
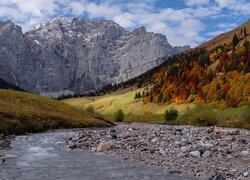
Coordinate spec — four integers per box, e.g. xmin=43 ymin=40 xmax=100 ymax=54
xmin=0 ymin=0 xmax=249 ymax=47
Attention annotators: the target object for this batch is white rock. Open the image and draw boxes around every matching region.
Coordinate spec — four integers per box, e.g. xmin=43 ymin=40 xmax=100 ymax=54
xmin=181 ymin=146 xmax=190 ymax=153
xmin=151 ymin=137 xmax=159 ymax=143
xmin=240 ymin=151 xmax=249 ymax=156
xmin=96 ymin=141 xmax=114 ymax=152
xmin=159 ymin=148 xmax=166 ymax=155
xmin=243 ymin=172 xmax=248 ymax=177
xmin=189 ymin=150 xmax=201 ymax=157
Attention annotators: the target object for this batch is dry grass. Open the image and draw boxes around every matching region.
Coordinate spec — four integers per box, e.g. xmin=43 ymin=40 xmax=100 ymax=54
xmin=63 ymin=87 xmax=196 ymax=115
xmin=0 ymin=89 xmax=113 ymax=135
xmin=199 ymin=19 xmax=250 ymax=50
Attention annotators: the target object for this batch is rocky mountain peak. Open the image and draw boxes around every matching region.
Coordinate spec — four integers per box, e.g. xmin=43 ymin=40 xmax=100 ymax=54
xmin=0 ymin=20 xmax=22 ymax=35
xmin=132 ymin=26 xmax=147 ymax=35
xmin=0 ymin=17 xmax=190 ymax=97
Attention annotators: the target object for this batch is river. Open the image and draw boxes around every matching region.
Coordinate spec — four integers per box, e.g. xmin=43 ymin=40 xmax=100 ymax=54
xmin=0 ymin=130 xmax=195 ymax=180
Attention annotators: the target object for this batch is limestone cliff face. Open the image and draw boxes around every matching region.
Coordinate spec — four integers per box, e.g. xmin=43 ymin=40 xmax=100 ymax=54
xmin=0 ymin=17 xmax=189 ymax=97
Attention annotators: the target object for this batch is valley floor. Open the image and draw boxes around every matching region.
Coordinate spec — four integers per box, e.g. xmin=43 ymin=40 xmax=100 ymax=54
xmin=63 ymin=87 xmax=250 ymax=129
xmin=66 ymin=123 xmax=250 ymax=180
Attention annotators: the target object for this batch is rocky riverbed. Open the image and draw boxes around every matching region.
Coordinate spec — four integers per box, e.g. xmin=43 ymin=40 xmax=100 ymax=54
xmin=66 ymin=123 xmax=250 ymax=180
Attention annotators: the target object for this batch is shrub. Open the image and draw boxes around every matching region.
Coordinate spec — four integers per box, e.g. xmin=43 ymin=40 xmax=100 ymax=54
xmin=115 ymin=109 xmax=124 ymax=122
xmin=242 ymin=106 xmax=250 ymax=124
xmin=164 ymin=108 xmax=178 ymax=122
xmin=86 ymin=105 xmax=95 ymax=114
xmin=185 ymin=106 xmax=218 ymax=126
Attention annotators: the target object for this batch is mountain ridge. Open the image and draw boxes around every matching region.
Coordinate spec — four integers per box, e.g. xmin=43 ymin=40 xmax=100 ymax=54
xmin=0 ymin=17 xmax=189 ymax=97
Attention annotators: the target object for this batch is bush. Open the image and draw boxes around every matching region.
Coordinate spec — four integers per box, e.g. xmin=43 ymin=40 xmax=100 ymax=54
xmin=86 ymin=105 xmax=95 ymax=114
xmin=164 ymin=108 xmax=178 ymax=122
xmin=242 ymin=106 xmax=250 ymax=124
xmin=185 ymin=106 xmax=218 ymax=126
xmin=115 ymin=109 xmax=124 ymax=122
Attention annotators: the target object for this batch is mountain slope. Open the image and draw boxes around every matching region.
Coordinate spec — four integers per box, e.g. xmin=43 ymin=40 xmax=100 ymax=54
xmin=0 ymin=89 xmax=113 ymax=135
xmin=0 ymin=17 xmax=189 ymax=97
xmin=199 ymin=19 xmax=250 ymax=50
xmin=64 ymin=20 xmax=250 ymax=129
xmin=0 ymin=77 xmax=23 ymax=91
xmin=139 ymin=20 xmax=250 ymax=108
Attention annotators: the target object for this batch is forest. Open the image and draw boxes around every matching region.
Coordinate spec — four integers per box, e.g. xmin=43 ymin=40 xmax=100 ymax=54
xmin=140 ymin=27 xmax=250 ymax=109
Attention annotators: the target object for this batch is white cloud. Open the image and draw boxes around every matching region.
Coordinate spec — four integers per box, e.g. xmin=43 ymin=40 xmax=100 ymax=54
xmin=70 ymin=1 xmax=85 ymax=16
xmin=0 ymin=0 xmax=248 ymax=47
xmin=206 ymin=30 xmax=225 ymax=37
xmin=185 ymin=0 xmax=210 ymax=6
xmin=86 ymin=2 xmax=121 ymax=19
xmin=215 ymin=0 xmax=250 ymax=14
xmin=113 ymin=13 xmax=135 ymax=28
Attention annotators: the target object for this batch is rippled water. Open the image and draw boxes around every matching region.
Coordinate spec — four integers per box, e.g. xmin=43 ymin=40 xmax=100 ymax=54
xmin=0 ymin=130 xmax=195 ymax=180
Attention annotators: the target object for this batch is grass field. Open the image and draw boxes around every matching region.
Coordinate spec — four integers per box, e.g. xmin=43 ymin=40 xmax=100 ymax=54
xmin=0 ymin=90 xmax=113 ymax=135
xmin=64 ymin=87 xmax=250 ymax=129
xmin=63 ymin=87 xmax=197 ymax=115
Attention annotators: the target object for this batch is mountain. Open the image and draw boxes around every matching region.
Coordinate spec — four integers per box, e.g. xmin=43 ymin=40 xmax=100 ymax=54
xmin=129 ymin=20 xmax=250 ymax=108
xmin=0 ymin=17 xmax=189 ymax=97
xmin=0 ymin=77 xmax=23 ymax=91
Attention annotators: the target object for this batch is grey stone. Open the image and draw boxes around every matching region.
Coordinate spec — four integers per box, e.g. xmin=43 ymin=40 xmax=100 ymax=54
xmin=240 ymin=151 xmax=249 ymax=156
xmin=202 ymin=150 xmax=211 ymax=158
xmin=189 ymin=150 xmax=201 ymax=157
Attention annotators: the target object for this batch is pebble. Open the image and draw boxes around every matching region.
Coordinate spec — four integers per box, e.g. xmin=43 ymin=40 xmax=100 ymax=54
xmin=202 ymin=150 xmax=211 ymax=158
xmin=243 ymin=172 xmax=248 ymax=177
xmin=66 ymin=123 xmax=250 ymax=179
xmin=189 ymin=150 xmax=201 ymax=157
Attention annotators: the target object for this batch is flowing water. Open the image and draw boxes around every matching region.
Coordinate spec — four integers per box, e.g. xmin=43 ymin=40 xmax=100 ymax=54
xmin=0 ymin=130 xmax=195 ymax=180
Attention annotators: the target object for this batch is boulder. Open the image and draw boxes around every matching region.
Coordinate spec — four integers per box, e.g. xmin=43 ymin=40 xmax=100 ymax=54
xmin=96 ymin=141 xmax=114 ymax=152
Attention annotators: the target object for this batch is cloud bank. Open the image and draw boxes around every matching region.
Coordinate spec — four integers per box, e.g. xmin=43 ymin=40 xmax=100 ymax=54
xmin=0 ymin=0 xmax=249 ymax=47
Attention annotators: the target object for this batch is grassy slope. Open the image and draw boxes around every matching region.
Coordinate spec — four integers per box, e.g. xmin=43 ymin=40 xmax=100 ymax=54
xmin=199 ymin=19 xmax=250 ymax=50
xmin=64 ymin=87 xmax=250 ymax=129
xmin=0 ymin=89 xmax=113 ymax=135
xmin=63 ymin=87 xmax=196 ymax=122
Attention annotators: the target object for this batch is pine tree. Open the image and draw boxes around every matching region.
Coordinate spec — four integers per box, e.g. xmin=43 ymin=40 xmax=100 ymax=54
xmin=244 ymin=27 xmax=247 ymax=37
xmin=158 ymin=93 xmax=163 ymax=104
xmin=150 ymin=95 xmax=153 ymax=102
xmin=216 ymin=83 xmax=221 ymax=91
xmin=232 ymin=34 xmax=239 ymax=47
xmin=134 ymin=93 xmax=138 ymax=99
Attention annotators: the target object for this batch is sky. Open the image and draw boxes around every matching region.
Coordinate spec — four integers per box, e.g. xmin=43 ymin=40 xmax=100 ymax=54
xmin=0 ymin=0 xmax=250 ymax=47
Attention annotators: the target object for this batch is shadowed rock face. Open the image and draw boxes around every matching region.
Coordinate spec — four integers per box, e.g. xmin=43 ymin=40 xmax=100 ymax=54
xmin=0 ymin=17 xmax=190 ymax=97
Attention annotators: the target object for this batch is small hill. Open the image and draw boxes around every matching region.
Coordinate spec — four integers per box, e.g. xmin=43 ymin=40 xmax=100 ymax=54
xmin=199 ymin=19 xmax=250 ymax=50
xmin=0 ymin=90 xmax=113 ymax=135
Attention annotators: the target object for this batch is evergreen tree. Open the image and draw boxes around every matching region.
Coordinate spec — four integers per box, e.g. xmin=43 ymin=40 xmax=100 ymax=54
xmin=244 ymin=27 xmax=247 ymax=37
xmin=134 ymin=93 xmax=138 ymax=99
xmin=232 ymin=34 xmax=239 ymax=47
xmin=216 ymin=83 xmax=221 ymax=91
xmin=158 ymin=93 xmax=163 ymax=104
xmin=150 ymin=95 xmax=153 ymax=102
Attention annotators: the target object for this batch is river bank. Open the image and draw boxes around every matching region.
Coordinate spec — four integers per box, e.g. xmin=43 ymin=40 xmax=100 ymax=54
xmin=66 ymin=123 xmax=250 ymax=180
